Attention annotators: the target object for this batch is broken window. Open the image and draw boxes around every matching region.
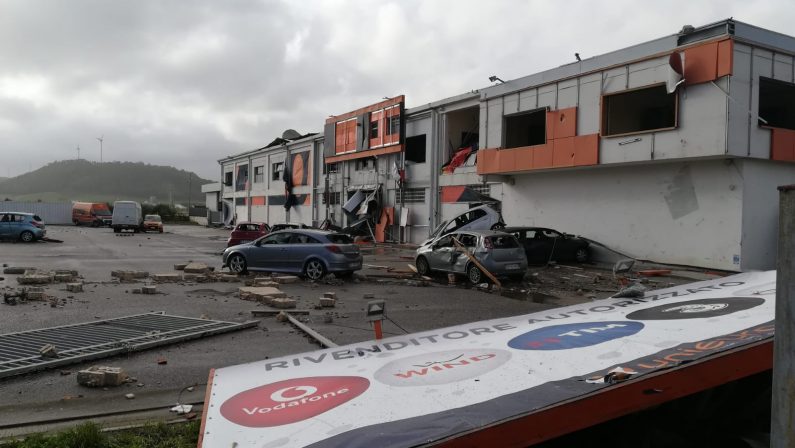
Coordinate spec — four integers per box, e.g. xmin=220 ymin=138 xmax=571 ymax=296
xmin=224 ymin=172 xmax=233 ymax=186
xmin=323 ymin=162 xmax=339 ymax=174
xmin=253 ymin=166 xmax=264 ymax=183
xmin=759 ymin=77 xmax=795 ymax=130
xmin=386 ymin=115 xmax=400 ymax=135
xmin=369 ymin=119 xmax=379 ymax=139
xmin=272 ymin=162 xmax=283 ymax=181
xmin=504 ymin=109 xmax=546 ymax=149
xmin=355 ymin=157 xmax=375 ymax=171
xmin=405 ymin=135 xmax=426 ymax=163
xmin=602 ymin=84 xmax=677 ymax=136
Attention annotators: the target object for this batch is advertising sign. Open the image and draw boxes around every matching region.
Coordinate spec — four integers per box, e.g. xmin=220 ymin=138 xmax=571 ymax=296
xmin=200 ymin=271 xmax=776 ymax=447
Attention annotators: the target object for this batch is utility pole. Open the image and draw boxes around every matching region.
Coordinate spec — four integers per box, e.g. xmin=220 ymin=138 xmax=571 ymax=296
xmin=772 ymin=184 xmax=795 ymax=448
xmin=188 ymin=172 xmax=192 ymax=211
xmin=76 ymin=145 xmax=80 ymax=160
xmin=96 ymin=135 xmax=104 ymax=163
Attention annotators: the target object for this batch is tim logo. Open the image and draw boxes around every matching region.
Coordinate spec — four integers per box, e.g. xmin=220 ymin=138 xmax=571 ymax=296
xmin=508 ymin=321 xmax=645 ymax=350
xmin=220 ymin=376 xmax=370 ymax=427
xmin=374 ymin=349 xmax=511 ymax=387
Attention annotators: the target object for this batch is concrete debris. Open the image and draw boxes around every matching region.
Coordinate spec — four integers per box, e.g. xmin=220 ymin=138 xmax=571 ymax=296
xmin=363 ymin=293 xmax=375 ymax=299
xmin=322 ymin=292 xmax=336 ymax=299
xmin=18 ymin=273 xmax=54 ymax=285
xmin=170 ymin=404 xmax=193 ymax=414
xmin=111 ymin=270 xmax=149 ymax=282
xmin=27 ymin=289 xmax=46 ymax=301
xmin=276 ymin=311 xmax=289 ymax=322
xmin=157 ymin=357 xmax=168 ymax=365
xmin=66 ymin=283 xmax=83 ymax=292
xmin=217 ymin=274 xmax=241 ymax=282
xmin=125 ymin=393 xmax=136 ymax=399
xmin=319 ymin=297 xmax=336 ymax=308
xmin=239 ymin=286 xmax=287 ymax=304
xmin=184 ymin=262 xmax=210 ymax=274
xmin=273 ymin=275 xmax=300 ymax=284
xmin=270 ymin=297 xmax=298 ymax=309
xmin=3 ymin=267 xmax=34 ymax=275
xmin=131 ymin=288 xmax=142 ymax=294
xmin=39 ymin=344 xmax=58 ymax=358
xmin=153 ymin=273 xmax=181 ymax=283
xmin=323 ymin=274 xmax=343 ymax=285
xmin=173 ymin=263 xmax=188 ymax=271
xmin=613 ymin=283 xmax=648 ymax=298
xmin=77 ymin=366 xmax=129 ymax=387
xmin=142 ymin=285 xmax=158 ymax=295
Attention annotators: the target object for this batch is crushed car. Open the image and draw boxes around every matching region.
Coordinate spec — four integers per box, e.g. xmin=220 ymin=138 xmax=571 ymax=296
xmin=423 ymin=205 xmax=505 ymax=246
xmin=505 ymin=226 xmax=590 ymax=264
xmin=415 ymin=230 xmax=527 ymax=283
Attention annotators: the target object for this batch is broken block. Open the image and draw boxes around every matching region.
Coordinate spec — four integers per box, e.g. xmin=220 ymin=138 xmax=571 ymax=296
xmin=238 ymin=287 xmax=287 ymax=304
xmin=271 ymin=298 xmax=297 ymax=309
xmin=39 ymin=344 xmax=58 ymax=358
xmin=27 ymin=290 xmax=46 ymax=300
xmin=173 ymin=263 xmax=188 ymax=271
xmin=218 ymin=274 xmax=240 ymax=282
xmin=254 ymin=279 xmax=279 ymax=287
xmin=111 ymin=270 xmax=149 ymax=282
xmin=55 ymin=269 xmax=79 ymax=277
xmin=152 ymin=273 xmax=180 ymax=283
xmin=183 ymin=262 xmax=209 ymax=274
xmin=142 ymin=285 xmax=157 ymax=295
xmin=272 ymin=275 xmax=300 ymax=284
xmin=54 ymin=273 xmax=73 ymax=283
xmin=77 ymin=366 xmax=128 ymax=387
xmin=3 ymin=266 xmax=34 ymax=275
xmin=322 ymin=292 xmax=336 ymax=300
xmin=66 ymin=283 xmax=83 ymax=293
xmin=17 ymin=274 xmax=53 ymax=285
xmin=319 ymin=297 xmax=336 ymax=308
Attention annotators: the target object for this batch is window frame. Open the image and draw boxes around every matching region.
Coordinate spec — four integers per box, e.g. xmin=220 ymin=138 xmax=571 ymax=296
xmin=502 ymin=108 xmax=547 ymax=149
xmin=271 ymin=162 xmax=284 ymax=181
xmin=758 ymin=76 xmax=795 ymax=131
xmin=600 ymin=83 xmax=679 ymax=138
xmin=253 ymin=165 xmax=264 ymax=183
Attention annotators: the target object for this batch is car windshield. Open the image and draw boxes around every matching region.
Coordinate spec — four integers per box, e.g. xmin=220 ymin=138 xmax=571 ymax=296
xmin=327 ymin=234 xmax=354 ymax=244
xmin=145 ymin=215 xmax=161 ymax=222
xmin=429 ymin=220 xmax=448 ymax=239
xmin=32 ymin=215 xmax=43 ymax=222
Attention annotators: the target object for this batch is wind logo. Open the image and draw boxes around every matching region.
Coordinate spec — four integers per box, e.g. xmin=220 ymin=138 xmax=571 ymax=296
xmin=374 ymin=349 xmax=511 ymax=386
xmin=508 ymin=321 xmax=645 ymax=350
xmin=220 ymin=376 xmax=370 ymax=427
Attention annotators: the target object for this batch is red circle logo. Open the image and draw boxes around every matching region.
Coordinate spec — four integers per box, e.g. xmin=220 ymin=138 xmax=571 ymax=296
xmin=220 ymin=376 xmax=370 ymax=427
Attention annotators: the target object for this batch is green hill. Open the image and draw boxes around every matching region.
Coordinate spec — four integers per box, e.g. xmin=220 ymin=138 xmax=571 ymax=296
xmin=0 ymin=160 xmax=212 ymax=204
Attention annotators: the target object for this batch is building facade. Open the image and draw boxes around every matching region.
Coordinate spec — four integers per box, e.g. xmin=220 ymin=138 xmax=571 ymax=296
xmin=209 ymin=19 xmax=795 ymax=271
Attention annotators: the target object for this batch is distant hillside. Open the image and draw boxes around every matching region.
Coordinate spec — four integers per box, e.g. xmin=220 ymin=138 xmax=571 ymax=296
xmin=0 ymin=160 xmax=212 ymax=204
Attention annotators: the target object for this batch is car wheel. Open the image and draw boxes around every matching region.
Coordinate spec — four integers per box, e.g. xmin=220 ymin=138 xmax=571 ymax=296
xmin=467 ymin=263 xmax=484 ymax=284
xmin=113 ymin=227 xmax=120 ymax=233
xmin=415 ymin=256 xmax=431 ymax=276
xmin=490 ymin=223 xmax=505 ymax=231
xmin=159 ymin=229 xmax=163 ymax=233
xmin=304 ymin=258 xmax=326 ymax=281
xmin=73 ymin=220 xmax=79 ymax=226
xmin=20 ymin=231 xmax=35 ymax=243
xmin=228 ymin=254 xmax=247 ymax=274
xmin=575 ymin=247 xmax=589 ymax=263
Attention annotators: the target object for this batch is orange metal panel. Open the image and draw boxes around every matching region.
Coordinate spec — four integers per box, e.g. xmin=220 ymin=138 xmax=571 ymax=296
xmin=325 ymin=144 xmax=404 ymax=163
xmin=545 ymin=110 xmax=557 ymax=141
xmin=574 ymin=134 xmax=600 ymax=166
xmin=498 ymin=149 xmax=517 ymax=173
xmin=553 ymin=107 xmax=577 ymax=139
xmin=533 ymin=144 xmax=553 ymax=169
xmin=251 ymin=196 xmax=266 ymax=206
xmin=436 ymin=341 xmax=773 ymax=448
xmin=684 ymin=42 xmax=718 ymax=85
xmin=771 ymin=128 xmax=795 ymax=162
xmin=552 ymin=137 xmax=575 ymax=167
xmin=717 ymin=39 xmax=733 ymax=78
xmin=476 ymin=150 xmax=492 ymax=174
xmin=515 ymin=146 xmax=534 ymax=170
xmin=325 ymin=95 xmax=405 ymax=124
xmin=441 ymin=186 xmax=466 ymax=203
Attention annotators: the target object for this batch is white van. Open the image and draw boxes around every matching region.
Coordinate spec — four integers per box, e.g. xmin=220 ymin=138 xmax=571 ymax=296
xmin=112 ymin=201 xmax=143 ymax=233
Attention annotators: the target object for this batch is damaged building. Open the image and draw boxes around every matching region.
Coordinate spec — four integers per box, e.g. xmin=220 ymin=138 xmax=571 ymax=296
xmin=207 ymin=19 xmax=795 ymax=271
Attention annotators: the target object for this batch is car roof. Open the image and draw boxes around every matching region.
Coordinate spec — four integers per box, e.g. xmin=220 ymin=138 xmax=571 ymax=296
xmin=504 ymin=226 xmax=555 ymax=232
xmin=447 ymin=229 xmax=512 ymax=237
xmin=0 ymin=212 xmax=35 ymax=216
xmin=268 ymin=228 xmax=333 ymax=236
xmin=238 ymin=221 xmax=266 ymax=225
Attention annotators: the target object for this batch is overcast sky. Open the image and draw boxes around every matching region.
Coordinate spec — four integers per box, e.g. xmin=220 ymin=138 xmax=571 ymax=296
xmin=0 ymin=0 xmax=793 ymax=180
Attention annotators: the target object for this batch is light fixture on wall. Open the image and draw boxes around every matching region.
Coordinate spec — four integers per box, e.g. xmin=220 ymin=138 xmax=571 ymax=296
xmin=488 ymin=75 xmax=505 ymax=84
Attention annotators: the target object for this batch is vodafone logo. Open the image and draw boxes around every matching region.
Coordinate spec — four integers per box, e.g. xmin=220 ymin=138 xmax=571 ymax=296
xmin=220 ymin=376 xmax=369 ymax=427
xmin=374 ymin=349 xmax=511 ymax=387
xmin=663 ymin=303 xmax=728 ymax=313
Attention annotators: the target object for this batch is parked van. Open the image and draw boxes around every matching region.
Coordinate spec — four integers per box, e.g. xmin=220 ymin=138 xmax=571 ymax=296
xmin=72 ymin=202 xmax=112 ymax=227
xmin=112 ymin=201 xmax=143 ymax=233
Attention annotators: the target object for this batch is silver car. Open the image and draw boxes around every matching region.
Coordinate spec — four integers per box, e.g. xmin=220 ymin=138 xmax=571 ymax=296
xmin=222 ymin=229 xmax=362 ymax=280
xmin=415 ymin=230 xmax=528 ymax=283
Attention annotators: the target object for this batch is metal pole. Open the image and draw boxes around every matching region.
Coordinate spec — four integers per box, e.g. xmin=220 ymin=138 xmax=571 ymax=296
xmin=772 ymin=184 xmax=795 ymax=448
xmin=188 ymin=172 xmax=192 ymax=211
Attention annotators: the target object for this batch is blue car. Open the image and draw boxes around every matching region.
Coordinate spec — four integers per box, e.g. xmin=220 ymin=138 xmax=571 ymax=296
xmin=222 ymin=229 xmax=362 ymax=280
xmin=0 ymin=212 xmax=47 ymax=242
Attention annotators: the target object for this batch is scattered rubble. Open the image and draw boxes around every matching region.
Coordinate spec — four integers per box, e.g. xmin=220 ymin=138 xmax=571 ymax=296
xmin=3 ymin=266 xmax=34 ymax=275
xmin=153 ymin=273 xmax=181 ymax=283
xmin=142 ymin=285 xmax=158 ymax=295
xmin=66 ymin=283 xmax=83 ymax=292
xmin=273 ymin=275 xmax=300 ymax=284
xmin=184 ymin=262 xmax=210 ymax=274
xmin=270 ymin=297 xmax=298 ymax=309
xmin=173 ymin=263 xmax=188 ymax=271
xmin=238 ymin=286 xmax=287 ymax=304
xmin=18 ymin=272 xmax=54 ymax=285
xmin=111 ymin=270 xmax=149 ymax=282
xmin=39 ymin=344 xmax=58 ymax=358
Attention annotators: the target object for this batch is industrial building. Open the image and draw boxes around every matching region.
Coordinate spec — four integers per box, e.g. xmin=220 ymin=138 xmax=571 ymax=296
xmin=208 ymin=19 xmax=795 ymax=271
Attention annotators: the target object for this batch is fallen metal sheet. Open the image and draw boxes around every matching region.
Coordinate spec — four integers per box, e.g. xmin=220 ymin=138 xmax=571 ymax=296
xmin=199 ymin=271 xmax=776 ymax=447
xmin=0 ymin=312 xmax=257 ymax=379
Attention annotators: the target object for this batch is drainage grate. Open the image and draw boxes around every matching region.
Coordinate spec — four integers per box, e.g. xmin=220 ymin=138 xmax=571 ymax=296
xmin=0 ymin=312 xmax=257 ymax=379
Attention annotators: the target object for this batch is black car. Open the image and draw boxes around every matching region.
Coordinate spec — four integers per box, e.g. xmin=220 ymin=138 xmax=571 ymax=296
xmin=505 ymin=227 xmax=590 ymax=264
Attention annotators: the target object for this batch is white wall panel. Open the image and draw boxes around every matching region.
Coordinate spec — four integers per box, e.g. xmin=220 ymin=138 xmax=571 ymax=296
xmin=627 ymin=57 xmax=668 ymax=88
xmin=486 ymin=99 xmax=503 ymax=148
xmin=557 ymin=79 xmax=578 ymax=108
xmin=503 ymin=93 xmax=519 ymax=115
xmin=537 ymin=84 xmax=557 ymax=109
xmin=773 ymin=53 xmax=794 ymax=82
xmin=750 ymin=49 xmax=773 ymax=159
xmin=518 ymin=89 xmax=538 ymax=113
xmin=500 ymin=160 xmax=743 ymax=270
xmin=578 ymin=77 xmax=602 ymax=135
xmin=599 ymin=134 xmax=653 ymax=164
xmin=655 ymin=82 xmax=727 ymax=160
xmin=727 ymin=44 xmax=753 ymax=157
xmin=602 ymin=67 xmax=628 ymax=94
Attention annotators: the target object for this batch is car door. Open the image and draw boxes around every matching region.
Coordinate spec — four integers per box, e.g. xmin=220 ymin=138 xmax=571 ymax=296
xmin=427 ymin=235 xmax=454 ymax=271
xmin=287 ymin=233 xmax=322 ymax=272
xmin=450 ymin=233 xmax=477 ymax=273
xmin=0 ymin=213 xmax=10 ymax=238
xmin=543 ymin=229 xmax=567 ymax=261
xmin=248 ymin=232 xmax=292 ymax=270
xmin=523 ymin=229 xmax=552 ymax=264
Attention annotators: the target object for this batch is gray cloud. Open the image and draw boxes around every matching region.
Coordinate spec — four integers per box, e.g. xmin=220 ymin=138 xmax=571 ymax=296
xmin=0 ymin=0 xmax=792 ymax=179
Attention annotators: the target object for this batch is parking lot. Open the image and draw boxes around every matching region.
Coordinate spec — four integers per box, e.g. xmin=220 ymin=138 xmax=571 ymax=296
xmin=1 ymin=224 xmax=629 ymax=434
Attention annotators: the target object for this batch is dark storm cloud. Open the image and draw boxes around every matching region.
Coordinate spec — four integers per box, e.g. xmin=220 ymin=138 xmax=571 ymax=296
xmin=0 ymin=0 xmax=791 ymax=179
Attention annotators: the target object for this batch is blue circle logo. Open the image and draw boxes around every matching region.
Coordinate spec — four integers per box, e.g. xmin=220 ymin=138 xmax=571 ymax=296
xmin=508 ymin=321 xmax=645 ymax=350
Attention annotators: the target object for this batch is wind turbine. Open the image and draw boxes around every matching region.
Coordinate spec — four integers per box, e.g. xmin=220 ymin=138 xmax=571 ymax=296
xmin=96 ymin=135 xmax=104 ymax=163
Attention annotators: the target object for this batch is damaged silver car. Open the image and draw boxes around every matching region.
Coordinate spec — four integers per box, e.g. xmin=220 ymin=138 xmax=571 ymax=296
xmin=415 ymin=230 xmax=527 ymax=283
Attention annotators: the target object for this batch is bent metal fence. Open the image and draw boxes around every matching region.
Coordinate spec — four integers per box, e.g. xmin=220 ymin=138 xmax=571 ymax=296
xmin=0 ymin=312 xmax=257 ymax=379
